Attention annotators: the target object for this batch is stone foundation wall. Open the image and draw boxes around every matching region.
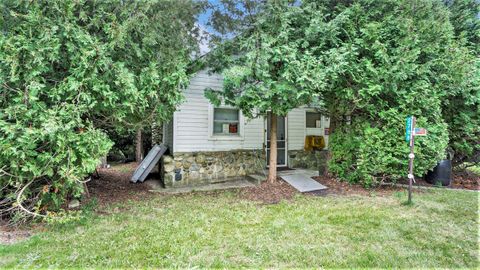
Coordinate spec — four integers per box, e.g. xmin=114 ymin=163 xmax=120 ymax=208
xmin=161 ymin=150 xmax=265 ymax=188
xmin=288 ymin=149 xmax=329 ymax=173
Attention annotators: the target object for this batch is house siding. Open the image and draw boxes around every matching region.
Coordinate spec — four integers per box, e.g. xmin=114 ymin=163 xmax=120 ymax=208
xmin=172 ymin=70 xmax=329 ymax=154
xmin=173 ymin=70 xmax=264 ymax=153
xmin=159 ymin=69 xmax=335 ymax=187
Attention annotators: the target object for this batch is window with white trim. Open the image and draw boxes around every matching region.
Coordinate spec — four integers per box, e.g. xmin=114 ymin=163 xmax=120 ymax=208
xmin=213 ymin=108 xmax=240 ymax=135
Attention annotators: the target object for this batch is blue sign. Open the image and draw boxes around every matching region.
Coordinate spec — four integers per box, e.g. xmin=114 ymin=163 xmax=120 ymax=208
xmin=405 ymin=116 xmax=412 ymax=142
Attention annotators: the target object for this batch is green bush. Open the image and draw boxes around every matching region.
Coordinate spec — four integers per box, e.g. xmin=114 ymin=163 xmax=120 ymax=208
xmin=0 ymin=0 xmax=201 ymax=220
xmin=0 ymin=107 xmax=112 ymax=214
xmin=329 ymin=115 xmax=449 ymax=186
xmin=300 ymin=0 xmax=474 ymax=185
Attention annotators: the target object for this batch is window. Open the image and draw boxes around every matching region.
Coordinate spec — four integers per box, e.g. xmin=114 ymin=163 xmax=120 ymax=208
xmin=208 ymin=105 xmax=244 ymax=140
xmin=306 ymin=112 xmax=322 ymax=128
xmin=213 ymin=108 xmax=240 ymax=135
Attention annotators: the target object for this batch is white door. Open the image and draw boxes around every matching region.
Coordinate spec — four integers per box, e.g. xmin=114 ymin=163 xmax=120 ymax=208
xmin=266 ymin=113 xmax=287 ymax=167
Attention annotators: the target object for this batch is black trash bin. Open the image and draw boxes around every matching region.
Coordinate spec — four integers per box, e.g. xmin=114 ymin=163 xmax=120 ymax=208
xmin=425 ymin=159 xmax=452 ymax=186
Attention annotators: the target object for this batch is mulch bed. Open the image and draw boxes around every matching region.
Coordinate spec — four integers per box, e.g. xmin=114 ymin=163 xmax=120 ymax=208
xmin=240 ymin=177 xmax=298 ymax=204
xmin=86 ymin=163 xmax=153 ymax=207
xmin=312 ymin=176 xmax=406 ymax=196
xmin=85 ymin=165 xmax=479 ymax=209
xmin=451 ymin=171 xmax=480 ymax=190
xmin=239 ymin=175 xmax=408 ymax=204
xmin=396 ymin=171 xmax=479 ymax=191
xmin=89 ymin=166 xmax=299 ymax=206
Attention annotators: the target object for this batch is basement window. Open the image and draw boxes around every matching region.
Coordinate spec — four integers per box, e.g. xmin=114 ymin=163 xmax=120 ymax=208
xmin=213 ymin=108 xmax=240 ymax=135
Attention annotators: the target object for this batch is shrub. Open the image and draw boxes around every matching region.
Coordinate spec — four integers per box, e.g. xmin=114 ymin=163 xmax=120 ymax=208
xmin=0 ymin=0 xmax=201 ymax=220
xmin=300 ymin=0 xmax=469 ymax=185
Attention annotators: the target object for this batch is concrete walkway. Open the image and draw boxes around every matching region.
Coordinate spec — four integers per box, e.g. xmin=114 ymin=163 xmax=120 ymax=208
xmin=145 ymin=168 xmax=327 ymax=194
xmin=147 ymin=177 xmax=256 ymax=194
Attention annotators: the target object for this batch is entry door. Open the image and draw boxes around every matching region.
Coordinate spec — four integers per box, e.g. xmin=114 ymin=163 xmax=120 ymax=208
xmin=266 ymin=113 xmax=287 ymax=167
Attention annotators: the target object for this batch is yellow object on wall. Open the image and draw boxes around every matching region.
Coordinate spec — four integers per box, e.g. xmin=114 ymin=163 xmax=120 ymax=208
xmin=304 ymin=135 xmax=325 ymax=151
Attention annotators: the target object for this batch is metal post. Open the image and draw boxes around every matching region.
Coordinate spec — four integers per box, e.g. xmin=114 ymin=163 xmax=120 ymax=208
xmin=407 ymin=116 xmax=416 ymax=204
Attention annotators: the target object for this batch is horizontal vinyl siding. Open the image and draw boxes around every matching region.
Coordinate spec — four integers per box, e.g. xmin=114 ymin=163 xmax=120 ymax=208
xmin=174 ymin=70 xmax=264 ymax=153
xmin=243 ymin=119 xmax=265 ymax=149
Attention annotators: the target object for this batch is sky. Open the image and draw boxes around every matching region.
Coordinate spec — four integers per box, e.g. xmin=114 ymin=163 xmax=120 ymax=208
xmin=197 ymin=23 xmax=211 ymax=55
xmin=196 ymin=0 xmax=240 ymax=55
xmin=196 ymin=1 xmax=216 ymax=55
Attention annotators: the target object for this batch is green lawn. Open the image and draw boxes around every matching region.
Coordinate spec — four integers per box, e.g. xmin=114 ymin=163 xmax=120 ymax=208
xmin=1 ymin=189 xmax=478 ymax=268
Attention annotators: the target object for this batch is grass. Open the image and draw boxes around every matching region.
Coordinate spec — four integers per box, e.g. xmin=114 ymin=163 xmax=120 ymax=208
xmin=1 ymin=189 xmax=479 ymax=268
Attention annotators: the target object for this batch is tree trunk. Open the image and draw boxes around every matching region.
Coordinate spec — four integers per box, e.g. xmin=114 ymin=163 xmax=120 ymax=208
xmin=268 ymin=113 xmax=277 ymax=183
xmin=135 ymin=128 xmax=144 ymax=162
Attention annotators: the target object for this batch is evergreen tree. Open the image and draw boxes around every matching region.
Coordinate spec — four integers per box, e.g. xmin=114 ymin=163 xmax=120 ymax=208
xmin=0 ymin=0 xmax=204 ymax=218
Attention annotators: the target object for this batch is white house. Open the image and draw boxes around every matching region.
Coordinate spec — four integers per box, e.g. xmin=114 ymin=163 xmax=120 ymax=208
xmin=161 ymin=70 xmax=330 ymax=188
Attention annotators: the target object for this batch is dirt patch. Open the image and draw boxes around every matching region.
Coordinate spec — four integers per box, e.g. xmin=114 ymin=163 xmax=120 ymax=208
xmin=312 ymin=176 xmax=406 ymax=196
xmin=0 ymin=222 xmax=34 ymax=245
xmin=240 ymin=177 xmax=298 ymax=204
xmin=86 ymin=163 xmax=153 ymax=207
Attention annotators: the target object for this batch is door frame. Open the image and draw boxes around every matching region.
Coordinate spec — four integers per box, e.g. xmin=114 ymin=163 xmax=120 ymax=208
xmin=264 ymin=113 xmax=288 ymax=167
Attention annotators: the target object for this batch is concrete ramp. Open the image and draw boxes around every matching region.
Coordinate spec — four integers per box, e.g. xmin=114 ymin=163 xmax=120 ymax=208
xmin=131 ymin=144 xmax=167 ymax=183
xmin=281 ymin=174 xmax=327 ymax=192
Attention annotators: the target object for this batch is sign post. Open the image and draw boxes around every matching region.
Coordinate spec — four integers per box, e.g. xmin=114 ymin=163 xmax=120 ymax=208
xmin=407 ymin=116 xmax=416 ymax=204
xmin=405 ymin=116 xmax=427 ymax=204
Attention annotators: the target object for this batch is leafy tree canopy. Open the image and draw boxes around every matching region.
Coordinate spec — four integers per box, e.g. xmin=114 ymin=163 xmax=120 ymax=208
xmin=206 ymin=1 xmax=322 ymax=118
xmin=0 ymin=0 xmax=203 ymax=220
xmin=206 ymin=0 xmax=479 ymax=186
xmin=442 ymin=0 xmax=480 ymax=166
xmin=443 ymin=0 xmax=480 ymax=52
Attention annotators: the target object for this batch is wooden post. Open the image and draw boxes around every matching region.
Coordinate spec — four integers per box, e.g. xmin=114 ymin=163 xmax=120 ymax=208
xmin=407 ymin=116 xmax=416 ymax=204
xmin=268 ymin=113 xmax=277 ymax=183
